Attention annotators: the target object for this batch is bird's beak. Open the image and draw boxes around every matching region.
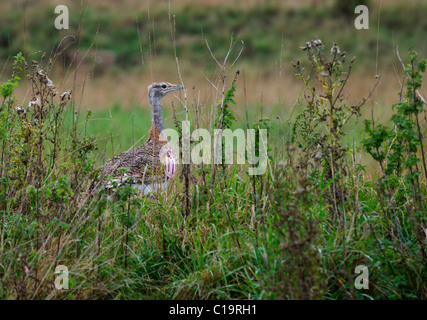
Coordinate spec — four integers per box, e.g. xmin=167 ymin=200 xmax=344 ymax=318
xmin=166 ymin=84 xmax=184 ymax=95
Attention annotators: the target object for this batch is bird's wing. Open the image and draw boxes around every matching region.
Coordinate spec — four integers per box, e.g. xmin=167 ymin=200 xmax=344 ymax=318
xmin=100 ymin=138 xmax=168 ymax=182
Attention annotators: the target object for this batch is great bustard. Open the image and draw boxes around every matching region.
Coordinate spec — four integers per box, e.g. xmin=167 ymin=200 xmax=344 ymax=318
xmin=97 ymin=81 xmax=183 ymax=195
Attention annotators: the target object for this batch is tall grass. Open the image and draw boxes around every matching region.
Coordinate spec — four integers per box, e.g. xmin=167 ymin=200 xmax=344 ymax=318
xmin=0 ymin=35 xmax=427 ymax=300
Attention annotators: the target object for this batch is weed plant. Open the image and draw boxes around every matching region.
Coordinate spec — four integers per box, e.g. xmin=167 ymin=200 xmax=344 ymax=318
xmin=0 ymin=40 xmax=426 ymax=299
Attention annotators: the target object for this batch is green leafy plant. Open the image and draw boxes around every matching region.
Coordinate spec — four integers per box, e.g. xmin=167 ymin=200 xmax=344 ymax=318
xmin=362 ymin=50 xmax=427 ymax=250
xmin=291 ymin=40 xmax=370 ymax=223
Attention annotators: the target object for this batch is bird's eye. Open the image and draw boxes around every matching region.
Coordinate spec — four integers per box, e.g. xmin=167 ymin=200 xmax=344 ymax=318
xmin=161 ymin=84 xmax=167 ymax=89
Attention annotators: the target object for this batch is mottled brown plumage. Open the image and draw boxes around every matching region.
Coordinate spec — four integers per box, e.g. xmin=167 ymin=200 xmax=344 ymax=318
xmin=95 ymin=82 xmax=183 ymax=193
xmin=100 ymin=127 xmax=167 ymax=182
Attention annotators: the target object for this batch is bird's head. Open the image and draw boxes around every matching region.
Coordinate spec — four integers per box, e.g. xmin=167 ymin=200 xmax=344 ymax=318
xmin=148 ymin=82 xmax=184 ymax=98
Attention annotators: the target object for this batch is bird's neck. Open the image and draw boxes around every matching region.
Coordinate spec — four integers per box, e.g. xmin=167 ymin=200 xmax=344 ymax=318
xmin=149 ymin=91 xmax=166 ymax=140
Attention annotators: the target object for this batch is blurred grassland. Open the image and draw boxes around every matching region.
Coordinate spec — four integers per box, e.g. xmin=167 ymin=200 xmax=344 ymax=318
xmin=1 ymin=0 xmax=427 ymax=166
xmin=1 ymin=1 xmax=426 ymax=105
xmin=2 ymin=0 xmax=426 ymax=70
